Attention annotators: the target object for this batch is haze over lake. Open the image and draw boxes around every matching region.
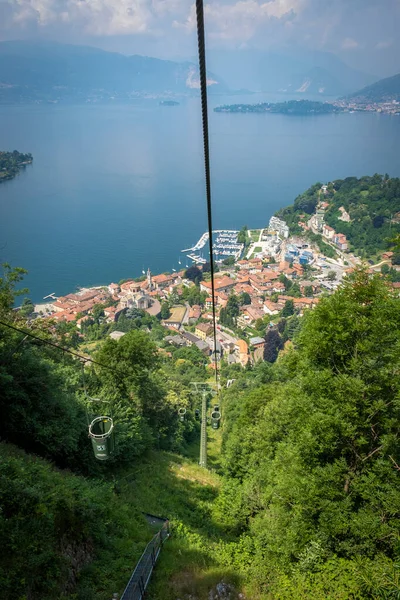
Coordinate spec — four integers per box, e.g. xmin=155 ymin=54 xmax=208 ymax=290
xmin=1 ymin=96 xmax=400 ymax=302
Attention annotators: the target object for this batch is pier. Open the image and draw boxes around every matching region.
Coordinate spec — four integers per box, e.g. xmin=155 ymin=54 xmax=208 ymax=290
xmin=181 ymin=232 xmax=209 ymax=253
xmin=187 ymin=253 xmax=207 ymax=264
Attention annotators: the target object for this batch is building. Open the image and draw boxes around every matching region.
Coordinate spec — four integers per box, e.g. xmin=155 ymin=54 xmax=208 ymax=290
xmin=269 ymin=216 xmax=289 ymax=239
xmin=188 ymin=305 xmax=202 ymax=322
xmin=162 ymin=305 xmax=186 ymax=329
xmin=104 ymin=306 xmax=119 ymax=322
xmin=205 ymin=297 xmax=215 ymax=309
xmin=333 ymin=233 xmax=348 ymax=251
xmin=200 ymin=276 xmax=236 ymax=294
xmin=235 ymin=339 xmax=249 ymax=367
xmin=181 ymin=331 xmax=202 ymax=346
xmin=195 ymin=322 xmax=213 ymax=340
xmin=263 ymin=300 xmax=280 ymax=315
xmin=299 ymin=280 xmax=320 ymax=294
xmin=338 ymin=206 xmax=351 ymax=222
xmin=237 ymin=305 xmax=265 ymax=329
xmin=286 ymin=244 xmax=299 ymax=257
xmin=250 ymin=336 xmax=265 ymax=350
xmin=109 ymin=331 xmax=126 ymax=341
xmin=108 ymin=283 xmax=120 ymax=294
xmin=322 ymin=224 xmax=335 ymax=240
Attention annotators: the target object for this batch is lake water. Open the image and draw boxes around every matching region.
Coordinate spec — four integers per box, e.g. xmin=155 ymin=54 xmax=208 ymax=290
xmin=1 ymin=97 xmax=400 ymax=302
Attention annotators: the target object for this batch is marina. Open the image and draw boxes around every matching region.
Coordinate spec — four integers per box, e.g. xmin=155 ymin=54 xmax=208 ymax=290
xmin=182 ymin=230 xmax=244 ymax=264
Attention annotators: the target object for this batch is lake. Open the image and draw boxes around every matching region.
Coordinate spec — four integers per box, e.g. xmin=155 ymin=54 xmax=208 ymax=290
xmin=1 ymin=97 xmax=400 ymax=302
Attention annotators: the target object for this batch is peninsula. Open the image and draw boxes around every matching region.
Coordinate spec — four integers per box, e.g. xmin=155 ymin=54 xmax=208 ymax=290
xmin=0 ymin=150 xmax=33 ymax=183
xmin=214 ymin=100 xmax=343 ymax=115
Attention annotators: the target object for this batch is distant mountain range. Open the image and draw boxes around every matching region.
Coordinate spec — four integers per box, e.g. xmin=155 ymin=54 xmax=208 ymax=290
xmin=0 ymin=41 xmax=227 ymax=103
xmin=207 ymin=48 xmax=377 ymax=96
xmin=346 ymin=72 xmax=400 ymax=103
xmin=0 ymin=41 xmax=381 ymax=104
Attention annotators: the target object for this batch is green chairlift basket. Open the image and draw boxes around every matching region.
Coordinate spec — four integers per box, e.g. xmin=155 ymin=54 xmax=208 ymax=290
xmin=178 ymin=407 xmax=187 ymax=422
xmin=211 ymin=411 xmax=221 ymax=430
xmin=88 ymin=415 xmax=115 ymax=460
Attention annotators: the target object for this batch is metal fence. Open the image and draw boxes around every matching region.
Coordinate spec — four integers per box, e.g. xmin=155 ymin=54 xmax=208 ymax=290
xmin=120 ymin=520 xmax=170 ymax=600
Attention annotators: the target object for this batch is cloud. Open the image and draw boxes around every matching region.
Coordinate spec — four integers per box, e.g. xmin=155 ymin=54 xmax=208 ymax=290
xmin=174 ymin=0 xmax=304 ymax=41
xmin=376 ymin=39 xmax=393 ymax=49
xmin=2 ymin=0 xmax=306 ymax=40
xmin=341 ymin=37 xmax=359 ymax=50
xmin=2 ymin=0 xmax=166 ymax=36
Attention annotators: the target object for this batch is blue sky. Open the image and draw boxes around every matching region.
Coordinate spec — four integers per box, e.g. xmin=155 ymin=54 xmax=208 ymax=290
xmin=1 ymin=0 xmax=399 ymax=76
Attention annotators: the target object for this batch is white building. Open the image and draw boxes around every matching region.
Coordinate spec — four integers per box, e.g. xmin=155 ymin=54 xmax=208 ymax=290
xmin=269 ymin=216 xmax=289 ymax=239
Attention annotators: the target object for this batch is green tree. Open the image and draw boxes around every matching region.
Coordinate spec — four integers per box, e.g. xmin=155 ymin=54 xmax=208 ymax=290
xmin=160 ymin=302 xmax=171 ymax=320
xmin=287 ymin=282 xmax=301 ymax=298
xmin=303 ymin=285 xmax=313 ymax=297
xmin=237 ymin=226 xmax=249 ymax=245
xmin=19 ymin=297 xmax=34 ymax=317
xmin=281 ymin=299 xmax=294 ymax=317
xmin=184 ymin=266 xmax=203 ymax=283
xmin=0 ymin=263 xmax=28 ymax=314
xmin=263 ymin=328 xmax=283 ymax=363
xmin=239 ymin=292 xmax=251 ymax=305
xmin=92 ymin=303 xmax=105 ymax=323
xmin=381 ymin=263 xmax=390 ymax=275
xmin=327 ymin=270 xmax=337 ymax=281
xmin=392 ymin=252 xmax=400 ymax=265
xmin=221 ymin=270 xmax=400 ymax=595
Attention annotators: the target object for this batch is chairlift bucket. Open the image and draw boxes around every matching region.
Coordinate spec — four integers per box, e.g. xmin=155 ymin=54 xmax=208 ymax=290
xmin=211 ymin=411 xmax=221 ymax=429
xmin=178 ymin=407 xmax=187 ymax=422
xmin=88 ymin=416 xmax=115 ymax=460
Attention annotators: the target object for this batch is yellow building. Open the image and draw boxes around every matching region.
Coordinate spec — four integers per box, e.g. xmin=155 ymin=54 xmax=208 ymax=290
xmin=195 ymin=323 xmax=213 ymax=341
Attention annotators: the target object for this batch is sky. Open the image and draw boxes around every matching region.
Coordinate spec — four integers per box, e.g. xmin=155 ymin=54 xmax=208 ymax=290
xmin=0 ymin=0 xmax=399 ymax=76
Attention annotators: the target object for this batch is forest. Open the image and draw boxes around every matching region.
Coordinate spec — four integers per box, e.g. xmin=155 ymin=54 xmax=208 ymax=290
xmin=0 ymin=149 xmax=33 ymax=182
xmin=276 ymin=174 xmax=400 ymax=258
xmin=1 ymin=263 xmax=400 ymax=599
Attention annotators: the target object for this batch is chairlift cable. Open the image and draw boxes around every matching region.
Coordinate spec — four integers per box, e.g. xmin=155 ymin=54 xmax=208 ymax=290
xmin=0 ymin=318 xmax=115 ymax=372
xmin=195 ymin=0 xmax=219 ymax=394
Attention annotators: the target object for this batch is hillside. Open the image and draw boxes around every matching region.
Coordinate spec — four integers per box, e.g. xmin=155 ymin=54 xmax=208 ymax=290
xmin=0 ymin=41 xmax=227 ymax=104
xmin=208 ymin=48 xmax=376 ymax=96
xmin=2 ymin=260 xmax=400 ymax=597
xmin=346 ymin=72 xmax=400 ymax=103
xmin=276 ymin=174 xmax=400 ymax=257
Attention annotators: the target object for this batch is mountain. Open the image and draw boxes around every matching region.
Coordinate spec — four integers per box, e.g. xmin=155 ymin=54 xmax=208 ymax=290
xmin=0 ymin=41 xmax=227 ymax=103
xmin=207 ymin=48 xmax=376 ymax=96
xmin=346 ymin=72 xmax=400 ymax=103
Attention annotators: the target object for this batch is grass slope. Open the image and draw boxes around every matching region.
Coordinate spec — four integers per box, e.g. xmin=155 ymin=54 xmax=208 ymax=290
xmin=114 ymin=428 xmax=244 ymax=600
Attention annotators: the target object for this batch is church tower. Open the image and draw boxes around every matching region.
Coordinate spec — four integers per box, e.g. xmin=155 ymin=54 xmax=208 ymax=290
xmin=147 ymin=268 xmax=152 ymax=291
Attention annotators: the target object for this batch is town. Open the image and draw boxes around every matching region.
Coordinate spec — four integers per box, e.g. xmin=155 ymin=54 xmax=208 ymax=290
xmin=30 ymin=185 xmax=400 ymax=367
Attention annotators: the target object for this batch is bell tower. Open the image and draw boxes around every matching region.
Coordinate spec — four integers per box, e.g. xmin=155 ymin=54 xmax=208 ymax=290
xmin=147 ymin=268 xmax=152 ymax=291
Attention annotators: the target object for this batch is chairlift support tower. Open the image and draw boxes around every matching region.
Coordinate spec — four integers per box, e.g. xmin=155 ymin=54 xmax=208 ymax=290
xmin=190 ymin=382 xmax=217 ymax=468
